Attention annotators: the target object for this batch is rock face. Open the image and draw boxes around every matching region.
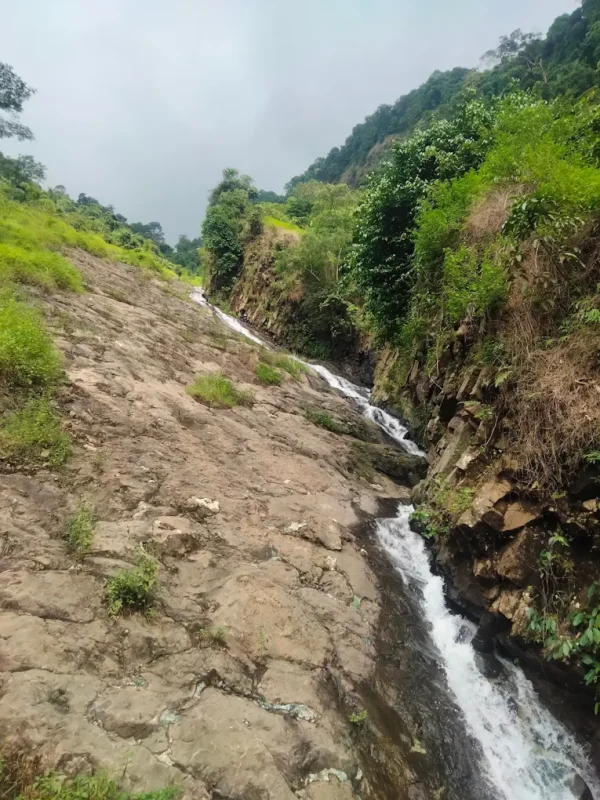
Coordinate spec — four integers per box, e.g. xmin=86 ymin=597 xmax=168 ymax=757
xmin=0 ymin=252 xmax=415 ymax=799
xmin=382 ymin=341 xmax=600 ymax=734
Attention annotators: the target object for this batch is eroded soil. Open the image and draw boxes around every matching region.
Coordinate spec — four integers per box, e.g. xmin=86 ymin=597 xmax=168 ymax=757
xmin=0 ymin=253 xmax=409 ymax=800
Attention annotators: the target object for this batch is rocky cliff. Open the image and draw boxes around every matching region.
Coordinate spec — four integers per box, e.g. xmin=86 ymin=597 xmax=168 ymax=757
xmin=374 ymin=336 xmax=600 ymax=758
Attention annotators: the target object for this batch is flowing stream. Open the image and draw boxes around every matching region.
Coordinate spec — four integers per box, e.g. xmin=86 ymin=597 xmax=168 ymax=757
xmin=191 ymin=289 xmax=599 ymax=800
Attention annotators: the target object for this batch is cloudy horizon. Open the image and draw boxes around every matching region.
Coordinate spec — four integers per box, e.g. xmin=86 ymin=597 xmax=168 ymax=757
xmin=0 ymin=0 xmax=576 ymax=242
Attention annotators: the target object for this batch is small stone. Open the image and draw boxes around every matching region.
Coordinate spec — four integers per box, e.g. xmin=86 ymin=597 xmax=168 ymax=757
xmin=186 ymin=497 xmax=220 ymax=514
xmin=284 ymin=521 xmax=307 ymax=534
xmin=324 ymin=555 xmax=337 ymax=571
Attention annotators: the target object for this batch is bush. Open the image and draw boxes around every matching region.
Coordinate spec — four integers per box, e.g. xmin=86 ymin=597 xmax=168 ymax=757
xmin=66 ymin=503 xmax=95 ymax=553
xmin=0 ymin=293 xmax=63 ymax=389
xmin=186 ymin=372 xmax=254 ymax=408
xmin=255 ymin=362 xmax=281 ymax=385
xmin=0 ymin=397 xmax=71 ymax=467
xmin=106 ymin=553 xmax=158 ymax=615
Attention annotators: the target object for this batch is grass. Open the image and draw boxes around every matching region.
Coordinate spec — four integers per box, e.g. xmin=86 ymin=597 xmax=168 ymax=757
xmin=186 ymin=372 xmax=254 ymax=408
xmin=264 ymin=216 xmax=304 ymax=235
xmin=0 ymin=243 xmax=83 ymax=292
xmin=197 ymin=626 xmax=228 ymax=647
xmin=255 ymin=362 xmax=281 ymax=386
xmin=259 ymin=350 xmax=308 ymax=380
xmin=0 ymin=397 xmax=71 ymax=468
xmin=305 ymin=408 xmax=344 ymax=434
xmin=106 ymin=553 xmax=158 ymax=615
xmin=0 ymin=759 xmax=179 ymax=800
xmin=0 ymin=292 xmax=63 ymax=389
xmin=66 ymin=503 xmax=95 ymax=553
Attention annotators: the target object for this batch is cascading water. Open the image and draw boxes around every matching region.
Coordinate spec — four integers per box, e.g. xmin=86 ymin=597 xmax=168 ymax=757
xmin=378 ymin=505 xmax=599 ymax=800
xmin=191 ymin=288 xmax=599 ymax=800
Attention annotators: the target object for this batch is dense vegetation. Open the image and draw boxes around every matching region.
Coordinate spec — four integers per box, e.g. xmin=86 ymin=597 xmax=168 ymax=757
xmin=288 ymin=0 xmax=600 ymax=189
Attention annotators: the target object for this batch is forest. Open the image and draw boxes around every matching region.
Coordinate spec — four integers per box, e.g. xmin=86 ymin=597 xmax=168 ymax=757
xmin=287 ymin=0 xmax=600 ymax=189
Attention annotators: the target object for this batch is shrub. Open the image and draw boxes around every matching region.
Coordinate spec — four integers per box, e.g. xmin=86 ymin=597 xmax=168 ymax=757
xmin=66 ymin=503 xmax=95 ymax=553
xmin=0 ymin=293 xmax=63 ymax=389
xmin=186 ymin=372 xmax=254 ymax=408
xmin=106 ymin=553 xmax=158 ymax=615
xmin=255 ymin=362 xmax=281 ymax=385
xmin=349 ymin=709 xmax=368 ymax=726
xmin=0 ymin=397 xmax=71 ymax=467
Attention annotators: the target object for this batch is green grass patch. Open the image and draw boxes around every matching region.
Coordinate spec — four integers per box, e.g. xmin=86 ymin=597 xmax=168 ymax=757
xmin=106 ymin=553 xmax=159 ymax=615
xmin=255 ymin=362 xmax=281 ymax=385
xmin=305 ymin=407 xmax=345 ymax=434
xmin=259 ymin=350 xmax=308 ymax=380
xmin=0 ymin=243 xmax=83 ymax=292
xmin=186 ymin=372 xmax=254 ymax=408
xmin=0 ymin=763 xmax=179 ymax=800
xmin=66 ymin=503 xmax=95 ymax=553
xmin=0 ymin=397 xmax=71 ymax=468
xmin=0 ymin=293 xmax=63 ymax=389
xmin=264 ymin=216 xmax=304 ymax=235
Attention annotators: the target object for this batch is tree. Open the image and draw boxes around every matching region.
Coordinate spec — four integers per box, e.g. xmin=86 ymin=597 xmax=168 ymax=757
xmin=129 ymin=221 xmax=166 ymax=247
xmin=481 ymin=29 xmax=542 ymax=67
xmin=202 ymin=168 xmax=258 ymax=290
xmin=0 ymin=62 xmax=35 ymax=140
xmin=0 ymin=152 xmax=45 ymax=185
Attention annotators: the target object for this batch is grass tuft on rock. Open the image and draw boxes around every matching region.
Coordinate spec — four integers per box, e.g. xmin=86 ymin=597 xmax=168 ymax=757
xmin=106 ymin=553 xmax=159 ymax=615
xmin=259 ymin=350 xmax=308 ymax=380
xmin=0 ymin=397 xmax=71 ymax=468
xmin=255 ymin=362 xmax=281 ymax=386
xmin=186 ymin=372 xmax=254 ymax=408
xmin=0 ymin=759 xmax=179 ymax=800
xmin=66 ymin=503 xmax=95 ymax=553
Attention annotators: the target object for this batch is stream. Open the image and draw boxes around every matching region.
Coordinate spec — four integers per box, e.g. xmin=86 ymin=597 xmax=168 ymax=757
xmin=191 ymin=289 xmax=599 ymax=800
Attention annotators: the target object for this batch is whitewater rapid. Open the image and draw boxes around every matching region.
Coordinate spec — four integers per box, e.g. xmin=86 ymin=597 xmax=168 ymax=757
xmin=191 ymin=288 xmax=598 ymax=800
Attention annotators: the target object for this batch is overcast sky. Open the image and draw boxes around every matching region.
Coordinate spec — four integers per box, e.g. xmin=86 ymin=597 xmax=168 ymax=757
xmin=0 ymin=0 xmax=576 ymax=242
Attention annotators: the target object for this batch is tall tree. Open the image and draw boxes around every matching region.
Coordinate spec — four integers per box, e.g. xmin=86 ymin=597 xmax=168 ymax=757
xmin=0 ymin=62 xmax=35 ymax=140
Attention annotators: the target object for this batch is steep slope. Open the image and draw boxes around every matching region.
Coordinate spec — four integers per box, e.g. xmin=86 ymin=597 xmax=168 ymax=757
xmin=287 ymin=0 xmax=600 ymax=190
xmin=0 ymin=250 xmax=428 ymax=799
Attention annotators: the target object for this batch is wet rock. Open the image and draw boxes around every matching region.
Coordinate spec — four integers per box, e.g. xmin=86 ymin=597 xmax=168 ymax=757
xmin=471 ymin=612 xmax=510 ymax=654
xmin=362 ymin=442 xmax=427 ymax=485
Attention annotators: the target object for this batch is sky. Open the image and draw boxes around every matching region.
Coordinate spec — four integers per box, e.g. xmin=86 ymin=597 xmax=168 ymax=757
xmin=0 ymin=0 xmax=577 ymax=243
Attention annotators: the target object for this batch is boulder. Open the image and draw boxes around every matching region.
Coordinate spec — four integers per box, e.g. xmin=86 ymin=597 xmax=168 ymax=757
xmin=495 ymin=528 xmax=544 ymax=586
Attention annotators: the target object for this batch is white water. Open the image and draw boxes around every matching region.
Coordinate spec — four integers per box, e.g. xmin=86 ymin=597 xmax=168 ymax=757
xmin=190 ymin=288 xmax=424 ymax=456
xmin=378 ymin=505 xmax=599 ymax=800
xmin=191 ymin=287 xmax=598 ymax=800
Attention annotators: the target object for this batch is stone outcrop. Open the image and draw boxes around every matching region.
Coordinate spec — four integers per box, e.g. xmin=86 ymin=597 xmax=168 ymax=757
xmin=0 ymin=251 xmax=413 ymax=799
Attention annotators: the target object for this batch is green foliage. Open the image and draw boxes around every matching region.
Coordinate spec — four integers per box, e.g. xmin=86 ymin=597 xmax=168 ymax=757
xmin=348 ymin=97 xmax=495 ymax=339
xmin=106 ymin=553 xmax=159 ymax=615
xmin=348 ymin=709 xmax=368 ymax=726
xmin=0 ymin=61 xmax=35 ymax=141
xmin=0 ymin=293 xmax=62 ymax=389
xmin=0 ymin=397 xmax=71 ymax=468
xmin=186 ymin=372 xmax=254 ymax=408
xmin=66 ymin=504 xmax=95 ymax=554
xmin=0 ymin=243 xmax=82 ymax=292
xmin=202 ymin=168 xmax=258 ymax=292
xmin=259 ymin=351 xmax=307 ymax=380
xmin=197 ymin=626 xmax=228 ymax=647
xmin=0 ymin=767 xmax=179 ymax=800
xmin=255 ymin=362 xmax=281 ymax=385
xmin=305 ymin=408 xmax=344 ymax=434
xmin=442 ymin=244 xmax=508 ymax=324
xmin=411 ymin=483 xmax=474 ymax=539
xmin=287 ymin=2 xmax=600 ymax=189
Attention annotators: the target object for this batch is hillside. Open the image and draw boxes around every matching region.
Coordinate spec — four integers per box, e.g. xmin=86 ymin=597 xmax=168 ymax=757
xmin=287 ymin=0 xmax=600 ymax=190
